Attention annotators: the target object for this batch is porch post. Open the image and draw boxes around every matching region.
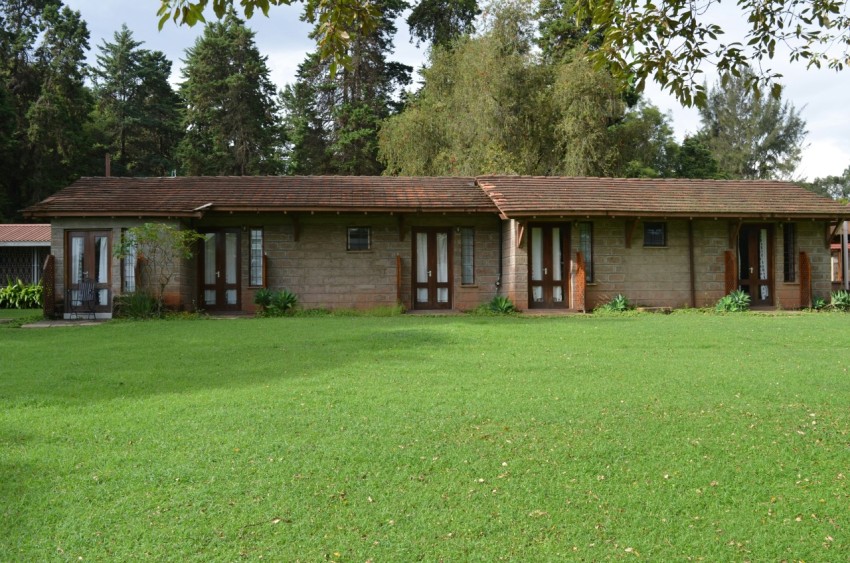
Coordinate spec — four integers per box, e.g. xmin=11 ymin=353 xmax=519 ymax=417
xmin=799 ymin=251 xmax=812 ymax=308
xmin=575 ymin=251 xmax=586 ymax=312
xmin=724 ymin=250 xmax=737 ymax=295
xmin=843 ymin=221 xmax=849 ymax=291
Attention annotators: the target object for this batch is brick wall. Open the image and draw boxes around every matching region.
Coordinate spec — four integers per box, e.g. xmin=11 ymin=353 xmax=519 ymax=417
xmin=502 ymin=218 xmax=834 ymax=311
xmin=197 ymin=212 xmax=501 ymax=312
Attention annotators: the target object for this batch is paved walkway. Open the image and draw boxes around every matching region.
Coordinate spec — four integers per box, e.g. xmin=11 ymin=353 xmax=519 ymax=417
xmin=21 ymin=319 xmax=105 ymax=328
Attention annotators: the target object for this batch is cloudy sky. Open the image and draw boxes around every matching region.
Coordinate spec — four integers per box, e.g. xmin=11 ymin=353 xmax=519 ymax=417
xmin=64 ymin=0 xmax=850 ymax=181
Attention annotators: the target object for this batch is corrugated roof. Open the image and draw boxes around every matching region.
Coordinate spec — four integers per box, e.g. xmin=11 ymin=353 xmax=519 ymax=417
xmin=24 ymin=176 xmax=493 ymax=218
xmin=0 ymin=224 xmax=50 ymax=244
xmin=478 ymin=176 xmax=850 ymax=219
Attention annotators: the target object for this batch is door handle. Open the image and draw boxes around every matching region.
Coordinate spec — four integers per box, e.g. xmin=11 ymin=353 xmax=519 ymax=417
xmin=216 ymin=270 xmax=221 ymax=279
xmin=428 ymin=270 xmax=432 ymax=278
xmin=544 ymin=267 xmax=548 ymax=275
xmin=749 ymin=267 xmax=753 ymax=275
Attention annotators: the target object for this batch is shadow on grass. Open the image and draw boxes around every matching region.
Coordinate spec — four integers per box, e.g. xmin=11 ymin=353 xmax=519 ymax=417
xmin=0 ymin=318 xmax=459 ymax=407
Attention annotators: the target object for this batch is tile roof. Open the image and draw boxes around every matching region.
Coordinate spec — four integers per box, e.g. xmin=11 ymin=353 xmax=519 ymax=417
xmin=24 ymin=176 xmax=493 ymax=218
xmin=478 ymin=176 xmax=850 ymax=219
xmin=23 ymin=175 xmax=850 ymax=220
xmin=0 ymin=224 xmax=51 ymax=245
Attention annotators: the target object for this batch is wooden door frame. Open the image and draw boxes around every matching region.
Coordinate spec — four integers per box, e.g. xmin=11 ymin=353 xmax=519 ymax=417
xmin=527 ymin=222 xmax=570 ymax=309
xmin=64 ymin=230 xmax=112 ymax=314
xmin=198 ymin=228 xmax=242 ymax=312
xmin=411 ymin=227 xmax=453 ymax=310
xmin=738 ymin=223 xmax=775 ymax=306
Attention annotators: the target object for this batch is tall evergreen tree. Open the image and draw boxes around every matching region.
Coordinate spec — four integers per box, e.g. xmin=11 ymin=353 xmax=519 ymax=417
xmin=0 ymin=0 xmax=91 ymax=220
xmin=177 ymin=13 xmax=282 ymax=176
xmin=91 ymin=25 xmax=183 ymax=176
xmin=696 ymin=71 xmax=807 ymax=180
xmin=407 ymin=0 xmax=480 ymax=48
xmin=281 ymin=0 xmax=411 ymax=175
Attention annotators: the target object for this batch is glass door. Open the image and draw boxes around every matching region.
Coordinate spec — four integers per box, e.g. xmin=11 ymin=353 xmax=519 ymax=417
xmin=528 ymin=223 xmax=569 ymax=309
xmin=199 ymin=229 xmax=241 ymax=311
xmin=66 ymin=230 xmax=112 ymax=313
xmin=413 ymin=228 xmax=452 ymax=309
xmin=738 ymin=224 xmax=774 ymax=306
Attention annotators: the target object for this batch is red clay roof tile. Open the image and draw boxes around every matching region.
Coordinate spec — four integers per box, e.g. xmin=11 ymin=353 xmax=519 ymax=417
xmin=0 ymin=224 xmax=51 ymax=244
xmin=477 ymin=176 xmax=850 ymax=219
xmin=24 ymin=176 xmax=492 ymax=217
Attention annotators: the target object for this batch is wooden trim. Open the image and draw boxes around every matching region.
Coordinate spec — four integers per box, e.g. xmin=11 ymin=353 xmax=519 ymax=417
xmin=729 ymin=219 xmax=742 ymax=250
xmin=625 ymin=219 xmax=637 ymax=248
xmin=688 ymin=220 xmax=696 ymax=308
xmin=799 ymin=251 xmax=812 ymax=308
xmin=575 ymin=251 xmax=586 ymax=312
xmin=291 ymin=214 xmax=300 ymax=243
xmin=724 ymin=250 xmax=737 ymax=294
xmin=516 ymin=220 xmax=526 ymax=248
xmin=827 ymin=221 xmax=842 ymax=249
xmin=262 ymin=254 xmax=268 ymax=289
xmin=396 ymin=254 xmax=402 ymax=303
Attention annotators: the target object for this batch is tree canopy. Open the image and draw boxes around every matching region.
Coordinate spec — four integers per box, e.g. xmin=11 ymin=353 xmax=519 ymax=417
xmin=573 ymin=0 xmax=850 ymax=106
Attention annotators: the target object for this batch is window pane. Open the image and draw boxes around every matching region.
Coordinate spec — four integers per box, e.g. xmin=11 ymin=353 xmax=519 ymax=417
xmin=644 ymin=222 xmax=666 ymax=247
xmin=783 ymin=223 xmax=796 ymax=282
xmin=347 ymin=227 xmax=370 ymax=251
xmin=123 ymin=231 xmax=137 ymax=292
xmin=250 ymin=228 xmax=263 ymax=286
xmin=552 ymin=227 xmax=562 ymax=281
xmin=94 ymin=236 xmax=109 ymax=283
xmin=436 ymin=232 xmax=448 ymax=283
xmin=461 ymin=227 xmax=474 ymax=285
xmin=531 ymin=227 xmax=543 ymax=281
xmin=204 ymin=234 xmax=216 ymax=284
xmin=225 ymin=232 xmax=237 ymax=284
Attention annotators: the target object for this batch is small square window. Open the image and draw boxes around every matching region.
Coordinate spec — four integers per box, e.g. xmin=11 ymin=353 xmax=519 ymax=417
xmin=644 ymin=222 xmax=667 ymax=247
xmin=347 ymin=227 xmax=371 ymax=251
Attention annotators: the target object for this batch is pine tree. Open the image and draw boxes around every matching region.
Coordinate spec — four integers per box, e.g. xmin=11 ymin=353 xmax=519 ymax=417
xmin=177 ymin=13 xmax=282 ymax=176
xmin=91 ymin=26 xmax=183 ymax=176
xmin=281 ymin=0 xmax=411 ymax=175
xmin=0 ymin=0 xmax=92 ymax=219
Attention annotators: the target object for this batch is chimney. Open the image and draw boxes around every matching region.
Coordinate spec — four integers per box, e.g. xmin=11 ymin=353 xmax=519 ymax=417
xmin=105 ymin=153 xmax=111 ymax=177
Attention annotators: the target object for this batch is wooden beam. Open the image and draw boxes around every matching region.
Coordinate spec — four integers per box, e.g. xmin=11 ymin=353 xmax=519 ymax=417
xmin=516 ymin=220 xmax=526 ymax=249
xmin=728 ymin=219 xmax=742 ymax=250
xmin=826 ymin=221 xmax=842 ymax=249
xmin=624 ymin=219 xmax=637 ymax=248
xmin=292 ymin=213 xmax=300 ymax=243
xmin=688 ymin=220 xmax=696 ymax=308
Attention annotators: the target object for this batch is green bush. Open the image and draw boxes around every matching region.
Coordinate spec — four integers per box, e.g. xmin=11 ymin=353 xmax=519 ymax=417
xmin=0 ymin=279 xmax=43 ymax=309
xmin=488 ymin=295 xmax=516 ymax=314
xmin=715 ymin=289 xmax=751 ymax=313
xmin=114 ymin=292 xmax=160 ymax=319
xmin=256 ymin=289 xmax=298 ymax=316
xmin=596 ymin=293 xmax=632 ymax=313
xmin=829 ymin=290 xmax=850 ymax=311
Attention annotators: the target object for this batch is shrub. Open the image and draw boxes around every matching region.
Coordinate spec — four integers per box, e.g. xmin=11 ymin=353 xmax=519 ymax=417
xmin=812 ymin=296 xmax=828 ymax=310
xmin=114 ymin=292 xmax=160 ymax=319
xmin=829 ymin=290 xmax=850 ymax=312
xmin=715 ymin=289 xmax=751 ymax=313
xmin=256 ymin=289 xmax=298 ymax=316
xmin=488 ymin=296 xmax=516 ymax=314
xmin=596 ymin=294 xmax=632 ymax=313
xmin=0 ymin=279 xmax=43 ymax=309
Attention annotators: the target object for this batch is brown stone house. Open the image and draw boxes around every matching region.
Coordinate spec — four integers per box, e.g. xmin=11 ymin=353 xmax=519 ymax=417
xmin=24 ymin=176 xmax=850 ymax=318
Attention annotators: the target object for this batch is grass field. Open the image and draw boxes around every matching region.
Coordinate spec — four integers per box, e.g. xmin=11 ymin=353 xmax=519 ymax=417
xmin=2 ymin=313 xmax=848 ymax=560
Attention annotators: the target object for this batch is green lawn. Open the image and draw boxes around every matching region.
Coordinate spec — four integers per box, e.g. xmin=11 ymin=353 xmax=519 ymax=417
xmin=0 ymin=308 xmax=40 ymax=320
xmin=2 ymin=313 xmax=848 ymax=560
